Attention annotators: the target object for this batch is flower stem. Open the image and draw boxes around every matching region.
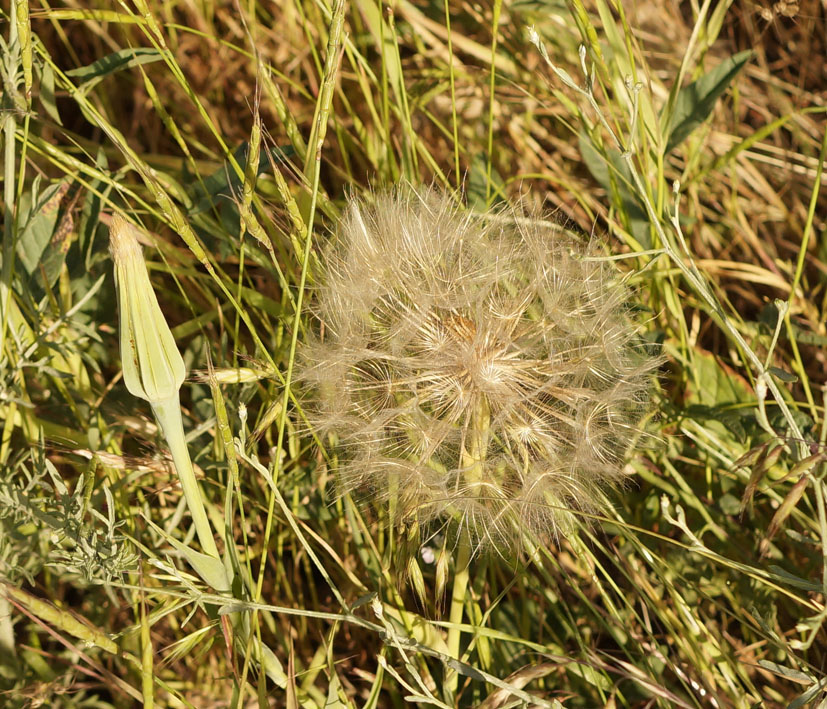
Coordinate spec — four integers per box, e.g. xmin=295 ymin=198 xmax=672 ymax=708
xmin=152 ymin=395 xmax=221 ymax=560
xmin=444 ymin=396 xmax=490 ymax=701
xmin=444 ymin=526 xmax=471 ymax=702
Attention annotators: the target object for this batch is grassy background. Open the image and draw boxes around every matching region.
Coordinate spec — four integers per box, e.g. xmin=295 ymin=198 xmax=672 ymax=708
xmin=1 ymin=0 xmax=826 ymax=706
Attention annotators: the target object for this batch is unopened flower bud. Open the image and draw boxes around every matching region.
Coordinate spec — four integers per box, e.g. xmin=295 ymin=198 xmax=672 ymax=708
xmin=109 ymin=214 xmax=224 ymax=571
xmin=110 ymin=214 xmax=185 ymax=406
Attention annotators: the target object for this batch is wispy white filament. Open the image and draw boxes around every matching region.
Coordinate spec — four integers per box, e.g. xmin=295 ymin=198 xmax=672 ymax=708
xmin=300 ymin=188 xmax=659 ymax=549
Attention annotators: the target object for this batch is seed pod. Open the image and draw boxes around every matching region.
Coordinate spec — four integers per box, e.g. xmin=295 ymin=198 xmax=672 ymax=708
xmin=434 ymin=544 xmax=450 ymax=612
xmin=407 ymin=556 xmax=428 ymax=609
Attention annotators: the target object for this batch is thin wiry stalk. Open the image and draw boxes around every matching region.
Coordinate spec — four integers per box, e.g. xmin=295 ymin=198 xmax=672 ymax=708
xmin=530 ymin=33 xmax=808 ymax=458
xmin=243 ymin=0 xmax=347 ymax=695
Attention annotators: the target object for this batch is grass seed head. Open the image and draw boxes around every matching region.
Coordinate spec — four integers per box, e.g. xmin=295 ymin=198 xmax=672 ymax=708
xmin=300 ymin=188 xmax=660 ymax=551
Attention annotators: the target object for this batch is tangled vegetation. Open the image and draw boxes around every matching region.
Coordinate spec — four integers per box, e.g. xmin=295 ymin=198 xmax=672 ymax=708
xmin=1 ymin=0 xmax=826 ymax=707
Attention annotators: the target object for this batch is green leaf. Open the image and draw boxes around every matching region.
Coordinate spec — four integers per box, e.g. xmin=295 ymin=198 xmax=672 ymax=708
xmin=324 ymin=664 xmax=349 ymax=709
xmin=565 ymin=662 xmax=612 ymax=692
xmin=175 ymin=540 xmax=231 ymax=592
xmin=785 ymin=321 xmax=827 ymax=346
xmin=66 ymin=47 xmax=163 ymax=89
xmin=467 ymin=151 xmax=505 ymax=210
xmin=145 ymin=519 xmax=230 ymax=592
xmin=258 ymin=643 xmax=288 ymax=686
xmin=17 ymin=180 xmax=69 ymax=276
xmin=769 ymin=407 xmax=815 ymax=439
xmin=39 ymin=63 xmax=62 ymax=125
xmin=767 ymin=565 xmax=821 ymax=592
xmin=789 ymin=678 xmax=827 ymax=709
xmin=757 ymin=659 xmax=813 ymax=683
xmin=187 ymin=142 xmax=293 ymax=216
xmin=39 ymin=188 xmax=79 ymax=289
xmin=579 ymin=135 xmax=651 ymax=248
xmin=717 ymin=493 xmax=741 ymax=516
xmin=768 ymin=366 xmax=797 ymax=383
xmin=665 ymin=50 xmax=753 ymax=154
xmin=683 ymin=350 xmax=756 ymax=444
xmin=686 ymin=350 xmax=752 ymax=409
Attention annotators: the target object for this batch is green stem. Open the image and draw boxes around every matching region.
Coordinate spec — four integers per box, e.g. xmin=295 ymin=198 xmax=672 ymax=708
xmin=444 ymin=397 xmax=490 ymax=702
xmin=0 ymin=3 xmax=19 ymax=360
xmin=0 ymin=4 xmax=20 ymax=672
xmin=444 ymin=527 xmax=471 ymax=701
xmin=484 ymin=0 xmax=503 ymax=205
xmin=152 ymin=395 xmax=220 ymax=560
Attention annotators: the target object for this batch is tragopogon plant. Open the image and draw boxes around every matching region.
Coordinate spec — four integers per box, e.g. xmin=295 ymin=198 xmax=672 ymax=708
xmin=301 ymin=188 xmax=659 ymax=551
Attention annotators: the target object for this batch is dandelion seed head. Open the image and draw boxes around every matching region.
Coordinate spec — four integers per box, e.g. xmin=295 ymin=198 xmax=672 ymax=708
xmin=299 ymin=188 xmax=660 ymax=551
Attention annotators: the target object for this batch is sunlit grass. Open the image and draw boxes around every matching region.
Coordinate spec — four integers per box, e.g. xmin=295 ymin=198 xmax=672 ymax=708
xmin=1 ymin=0 xmax=826 ymax=707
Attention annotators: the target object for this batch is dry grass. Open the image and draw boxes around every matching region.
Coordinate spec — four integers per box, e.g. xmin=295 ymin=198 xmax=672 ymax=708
xmin=1 ymin=0 xmax=826 ymax=707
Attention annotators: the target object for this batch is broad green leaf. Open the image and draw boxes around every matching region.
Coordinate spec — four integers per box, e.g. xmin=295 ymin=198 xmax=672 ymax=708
xmin=66 ymin=47 xmax=163 ymax=88
xmin=683 ymin=349 xmax=756 ymax=446
xmin=686 ymin=349 xmax=752 ymax=409
xmin=664 ymin=50 xmax=753 ymax=154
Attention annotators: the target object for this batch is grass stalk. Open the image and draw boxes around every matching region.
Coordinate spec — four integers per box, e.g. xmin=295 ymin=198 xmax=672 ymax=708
xmin=484 ymin=0 xmax=503 ymax=204
xmin=443 ymin=0 xmax=460 ymax=187
xmin=0 ymin=7 xmax=20 ymax=673
xmin=0 ymin=6 xmax=19 ymax=358
xmin=240 ymin=0 xmax=347 ymax=697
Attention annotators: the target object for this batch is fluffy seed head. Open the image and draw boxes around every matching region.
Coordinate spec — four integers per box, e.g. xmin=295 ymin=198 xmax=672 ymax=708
xmin=300 ymin=188 xmax=659 ymax=551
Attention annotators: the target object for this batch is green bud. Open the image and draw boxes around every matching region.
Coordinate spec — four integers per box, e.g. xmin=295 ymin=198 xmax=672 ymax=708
xmin=110 ymin=215 xmax=225 ymax=575
xmin=406 ymin=556 xmax=427 ymax=609
xmin=110 ymin=215 xmax=185 ymax=405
